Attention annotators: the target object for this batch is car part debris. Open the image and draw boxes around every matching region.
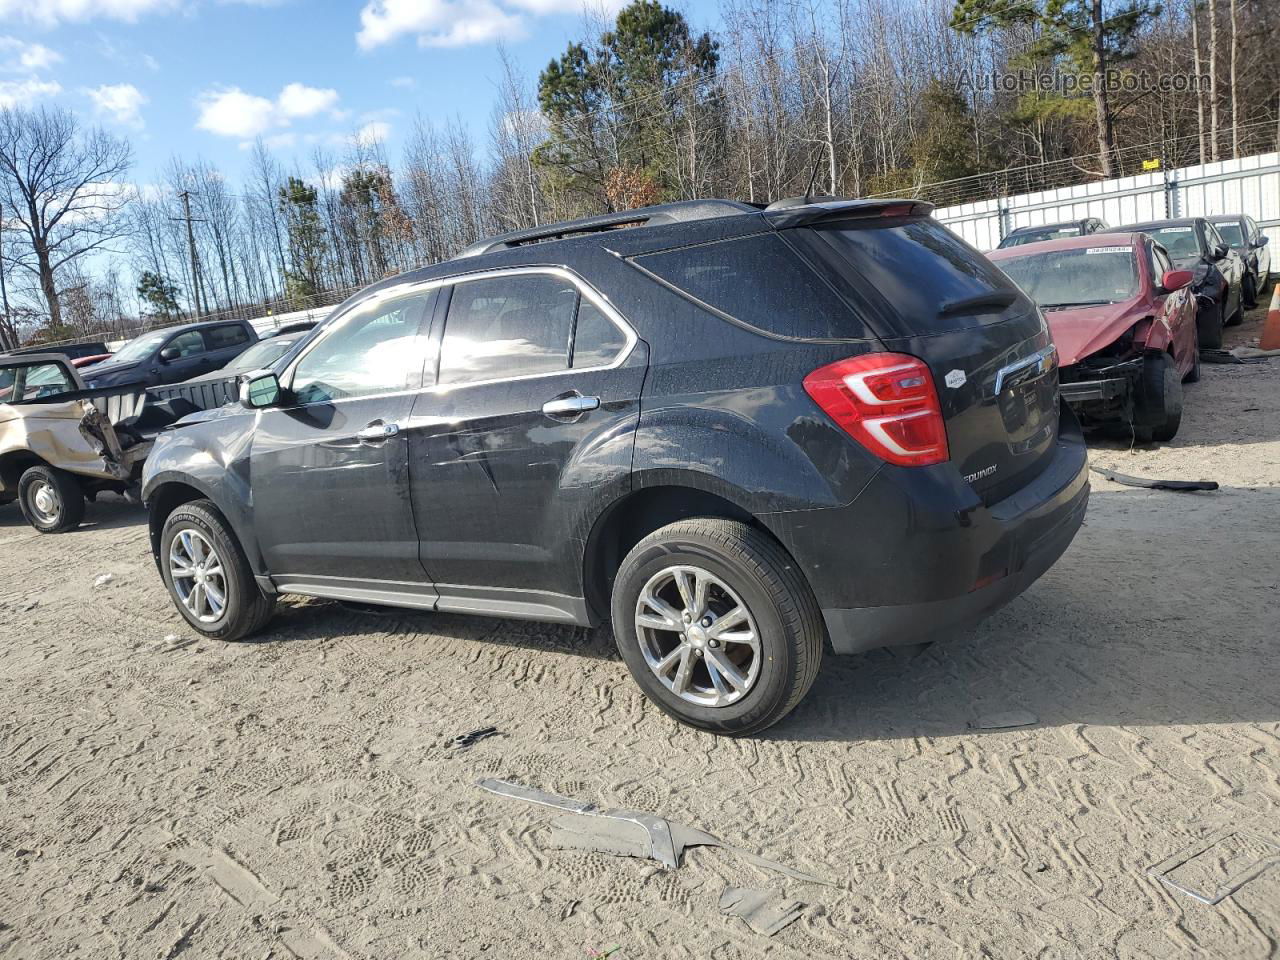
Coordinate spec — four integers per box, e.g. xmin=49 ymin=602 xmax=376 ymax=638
xmin=1091 ymin=467 xmax=1218 ymax=492
xmin=971 ymin=709 xmax=1038 ymax=729
xmin=1199 ymin=349 xmax=1268 ymax=364
xmin=447 ymin=726 xmax=499 ymax=751
xmin=718 ymin=886 xmax=805 ymax=937
xmin=1229 ymin=346 xmax=1280 ymax=359
xmin=476 ymin=778 xmax=831 ymax=885
xmin=1148 ymin=828 xmax=1280 ymax=905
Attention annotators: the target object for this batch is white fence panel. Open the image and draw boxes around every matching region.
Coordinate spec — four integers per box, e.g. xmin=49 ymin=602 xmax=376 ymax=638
xmin=935 ymin=151 xmax=1280 ymax=251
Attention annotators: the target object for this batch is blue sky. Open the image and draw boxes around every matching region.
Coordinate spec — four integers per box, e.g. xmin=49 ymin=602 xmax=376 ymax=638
xmin=0 ymin=0 xmax=721 ymax=187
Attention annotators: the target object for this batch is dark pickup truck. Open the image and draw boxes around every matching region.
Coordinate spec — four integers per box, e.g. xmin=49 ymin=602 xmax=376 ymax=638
xmin=83 ymin=319 xmax=258 ymax=391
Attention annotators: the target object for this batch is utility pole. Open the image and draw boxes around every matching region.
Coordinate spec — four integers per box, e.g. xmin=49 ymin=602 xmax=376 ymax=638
xmin=0 ymin=200 xmax=12 ymax=351
xmin=173 ymin=190 xmax=206 ymax=321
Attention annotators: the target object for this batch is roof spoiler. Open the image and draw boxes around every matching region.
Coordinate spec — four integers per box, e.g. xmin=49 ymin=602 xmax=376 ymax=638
xmin=762 ymin=198 xmax=935 ymax=228
xmin=456 ymin=199 xmax=758 ymax=259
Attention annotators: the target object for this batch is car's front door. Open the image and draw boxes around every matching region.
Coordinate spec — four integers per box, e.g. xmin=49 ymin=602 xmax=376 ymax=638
xmin=1151 ymin=242 xmax=1197 ymax=374
xmin=249 ymin=288 xmax=436 ymax=599
xmin=156 ymin=329 xmax=213 ymax=384
xmin=406 ymin=269 xmax=645 ymax=623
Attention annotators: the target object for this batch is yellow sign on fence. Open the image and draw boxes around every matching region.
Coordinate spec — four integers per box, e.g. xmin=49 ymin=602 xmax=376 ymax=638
xmin=1142 ymin=158 xmax=1162 ymax=171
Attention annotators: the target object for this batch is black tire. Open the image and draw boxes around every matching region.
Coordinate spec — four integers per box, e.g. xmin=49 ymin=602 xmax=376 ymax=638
xmin=1135 ymin=352 xmax=1183 ymax=443
xmin=1183 ymin=326 xmax=1201 ymax=383
xmin=160 ymin=499 xmax=275 ymax=641
xmin=18 ymin=465 xmax=85 ymax=533
xmin=610 ymin=518 xmax=824 ymax=736
xmin=1241 ymin=272 xmax=1258 ymax=311
xmin=1197 ymin=297 xmax=1224 ymax=349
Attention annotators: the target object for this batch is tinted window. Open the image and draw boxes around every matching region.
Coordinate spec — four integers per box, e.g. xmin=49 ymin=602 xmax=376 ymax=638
xmin=438 ymin=275 xmax=577 ymax=384
xmin=0 ymin=362 xmax=75 ymax=402
xmin=635 ymin=232 xmax=860 ymax=339
xmin=998 ymin=245 xmax=1138 ymax=307
xmin=291 ymin=293 xmax=427 ymax=404
xmin=1001 ymin=225 xmax=1083 ymax=247
xmin=207 ymin=324 xmax=250 ymax=349
xmin=572 ymin=300 xmax=626 ymax=368
xmin=819 ymin=218 xmax=1021 ymax=332
xmin=167 ymin=330 xmax=205 ymax=358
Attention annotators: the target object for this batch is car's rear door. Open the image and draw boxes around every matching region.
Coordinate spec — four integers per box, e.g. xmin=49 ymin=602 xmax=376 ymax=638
xmin=406 ymin=268 xmax=644 ymax=623
xmin=203 ymin=323 xmax=254 ymax=372
xmin=249 ymin=288 xmax=436 ymax=595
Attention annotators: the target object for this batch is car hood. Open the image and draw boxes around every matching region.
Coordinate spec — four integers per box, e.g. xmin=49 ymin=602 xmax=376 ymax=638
xmin=1044 ymin=299 xmax=1147 ymax=366
xmin=84 ymin=359 xmax=142 ymax=381
xmin=170 ymin=401 xmax=245 ymax=429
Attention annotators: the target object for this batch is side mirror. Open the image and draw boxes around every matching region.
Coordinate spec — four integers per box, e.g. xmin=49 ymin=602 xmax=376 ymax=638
xmin=1212 ymin=243 xmax=1229 ymax=261
xmin=240 ymin=370 xmax=282 ymax=409
xmin=1160 ymin=269 xmax=1193 ymax=293
xmin=1253 ymin=235 xmax=1270 ymax=249
xmin=158 ymin=346 xmax=180 ymax=362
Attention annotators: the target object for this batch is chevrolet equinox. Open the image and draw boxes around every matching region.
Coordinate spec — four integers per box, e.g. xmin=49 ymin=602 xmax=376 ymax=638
xmin=143 ymin=197 xmax=1090 ymax=735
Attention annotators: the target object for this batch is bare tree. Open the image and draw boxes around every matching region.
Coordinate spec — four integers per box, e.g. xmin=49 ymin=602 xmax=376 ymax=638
xmin=0 ymin=106 xmax=133 ymax=330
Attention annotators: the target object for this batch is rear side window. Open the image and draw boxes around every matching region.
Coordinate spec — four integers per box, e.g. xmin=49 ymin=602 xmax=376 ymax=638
xmin=817 ymin=218 xmax=1020 ymax=333
xmin=633 ymin=232 xmax=858 ymax=339
xmin=207 ymin=324 xmax=250 ymax=349
xmin=572 ymin=301 xmax=625 ymax=368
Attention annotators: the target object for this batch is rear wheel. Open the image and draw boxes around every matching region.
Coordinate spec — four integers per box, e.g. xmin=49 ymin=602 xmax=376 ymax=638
xmin=160 ymin=499 xmax=275 ymax=641
xmin=1134 ymin=352 xmax=1183 ymax=443
xmin=18 ymin=465 xmax=85 ymax=533
xmin=611 ymin=518 xmax=823 ymax=736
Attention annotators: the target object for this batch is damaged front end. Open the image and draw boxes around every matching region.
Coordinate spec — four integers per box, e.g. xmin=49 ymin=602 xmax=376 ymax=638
xmin=1057 ymin=327 xmax=1145 ymax=428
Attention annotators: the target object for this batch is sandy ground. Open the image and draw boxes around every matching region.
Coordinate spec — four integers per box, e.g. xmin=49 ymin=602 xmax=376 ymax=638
xmin=1 ymin=302 xmax=1279 ymax=960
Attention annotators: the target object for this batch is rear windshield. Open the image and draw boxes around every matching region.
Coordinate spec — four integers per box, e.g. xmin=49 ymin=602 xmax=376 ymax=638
xmin=1000 ymin=225 xmax=1082 ymax=247
xmin=816 ymin=218 xmax=1021 ymax=333
xmin=997 ymin=245 xmax=1139 ymax=308
xmin=1145 ymin=226 xmax=1200 ymax=260
xmin=1214 ymin=221 xmax=1245 ymax=247
xmin=632 ymin=232 xmax=863 ymax=339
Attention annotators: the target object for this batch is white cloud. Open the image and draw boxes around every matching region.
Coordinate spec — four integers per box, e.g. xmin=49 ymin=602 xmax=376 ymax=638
xmin=277 ymin=82 xmax=339 ymax=119
xmin=356 ymin=0 xmax=525 ymax=49
xmin=86 ymin=83 xmax=147 ymax=128
xmin=0 ymin=0 xmax=182 ymax=27
xmin=0 ymin=77 xmax=61 ymax=109
xmin=195 ymin=82 xmax=343 ymax=140
xmin=355 ymin=120 xmax=391 ymax=145
xmin=390 ymin=75 xmax=415 ymax=89
xmin=0 ymin=36 xmax=62 ymax=73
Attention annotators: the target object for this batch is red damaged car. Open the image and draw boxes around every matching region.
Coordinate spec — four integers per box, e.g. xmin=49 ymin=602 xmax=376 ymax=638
xmin=989 ymin=233 xmax=1198 ymax=442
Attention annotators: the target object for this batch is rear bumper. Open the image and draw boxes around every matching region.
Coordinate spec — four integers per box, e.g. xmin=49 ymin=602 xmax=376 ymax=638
xmin=763 ymin=403 xmax=1090 ymax=655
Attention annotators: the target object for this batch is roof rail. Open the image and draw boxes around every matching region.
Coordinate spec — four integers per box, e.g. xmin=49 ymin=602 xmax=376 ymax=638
xmin=455 ymin=199 xmax=758 ymax=259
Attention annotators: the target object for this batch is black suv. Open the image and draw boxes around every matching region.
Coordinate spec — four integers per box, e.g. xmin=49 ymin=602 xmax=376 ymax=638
xmin=143 ymin=198 xmax=1089 ymax=734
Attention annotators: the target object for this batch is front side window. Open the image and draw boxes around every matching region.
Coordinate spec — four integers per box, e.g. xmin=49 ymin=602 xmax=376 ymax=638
xmin=437 ymin=275 xmax=580 ymax=385
xmin=167 ymin=330 xmax=206 ymax=358
xmin=291 ymin=293 xmax=428 ymax=405
xmin=207 ymin=324 xmax=250 ymax=349
xmin=0 ymin=362 xmax=76 ymax=403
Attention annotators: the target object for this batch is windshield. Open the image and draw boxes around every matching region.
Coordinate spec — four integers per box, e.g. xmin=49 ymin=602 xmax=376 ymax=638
xmin=109 ymin=331 xmax=167 ymax=365
xmin=226 ymin=335 xmax=301 ymax=373
xmin=1145 ymin=226 xmax=1201 ymax=260
xmin=1214 ymin=222 xmax=1245 ymax=247
xmin=998 ymin=245 xmax=1139 ymax=308
xmin=1000 ymin=225 xmax=1082 ymax=247
xmin=0 ymin=361 xmax=77 ymax=404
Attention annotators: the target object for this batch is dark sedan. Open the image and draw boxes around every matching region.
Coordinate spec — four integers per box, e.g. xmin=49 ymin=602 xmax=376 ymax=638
xmin=1104 ymin=218 xmax=1244 ymax=348
xmin=1205 ymin=214 xmax=1271 ymax=307
xmin=997 ymin=217 xmax=1108 ymax=248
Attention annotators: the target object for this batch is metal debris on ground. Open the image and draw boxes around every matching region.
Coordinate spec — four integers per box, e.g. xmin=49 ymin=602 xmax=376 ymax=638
xmin=476 ymin=778 xmax=831 ymax=885
xmin=447 ymin=726 xmax=499 ymax=752
xmin=718 ymin=886 xmax=806 ymax=937
xmin=971 ymin=709 xmax=1038 ymax=730
xmin=1091 ymin=467 xmax=1219 ymax=492
xmin=1199 ymin=348 xmax=1269 ymax=364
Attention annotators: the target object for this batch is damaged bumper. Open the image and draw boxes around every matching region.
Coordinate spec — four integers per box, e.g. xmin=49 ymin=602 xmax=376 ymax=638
xmin=1060 ymin=358 xmax=1140 ymax=426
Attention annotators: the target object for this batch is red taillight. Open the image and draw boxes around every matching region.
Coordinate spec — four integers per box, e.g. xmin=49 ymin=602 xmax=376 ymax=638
xmin=803 ymin=353 xmax=950 ymax=467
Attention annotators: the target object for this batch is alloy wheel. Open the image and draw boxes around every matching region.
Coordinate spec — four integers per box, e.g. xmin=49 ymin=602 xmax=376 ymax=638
xmin=634 ymin=564 xmax=761 ymax=707
xmin=169 ymin=528 xmax=228 ymax=624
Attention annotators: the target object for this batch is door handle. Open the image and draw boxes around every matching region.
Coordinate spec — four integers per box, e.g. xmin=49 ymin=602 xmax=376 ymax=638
xmin=542 ymin=392 xmax=600 ymax=419
xmin=356 ymin=421 xmax=401 ymax=442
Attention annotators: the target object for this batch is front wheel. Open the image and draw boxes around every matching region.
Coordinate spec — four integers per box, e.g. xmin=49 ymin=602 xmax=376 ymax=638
xmin=18 ymin=465 xmax=85 ymax=533
xmin=611 ymin=518 xmax=824 ymax=736
xmin=1134 ymin=352 xmax=1183 ymax=443
xmin=160 ymin=499 xmax=275 ymax=641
